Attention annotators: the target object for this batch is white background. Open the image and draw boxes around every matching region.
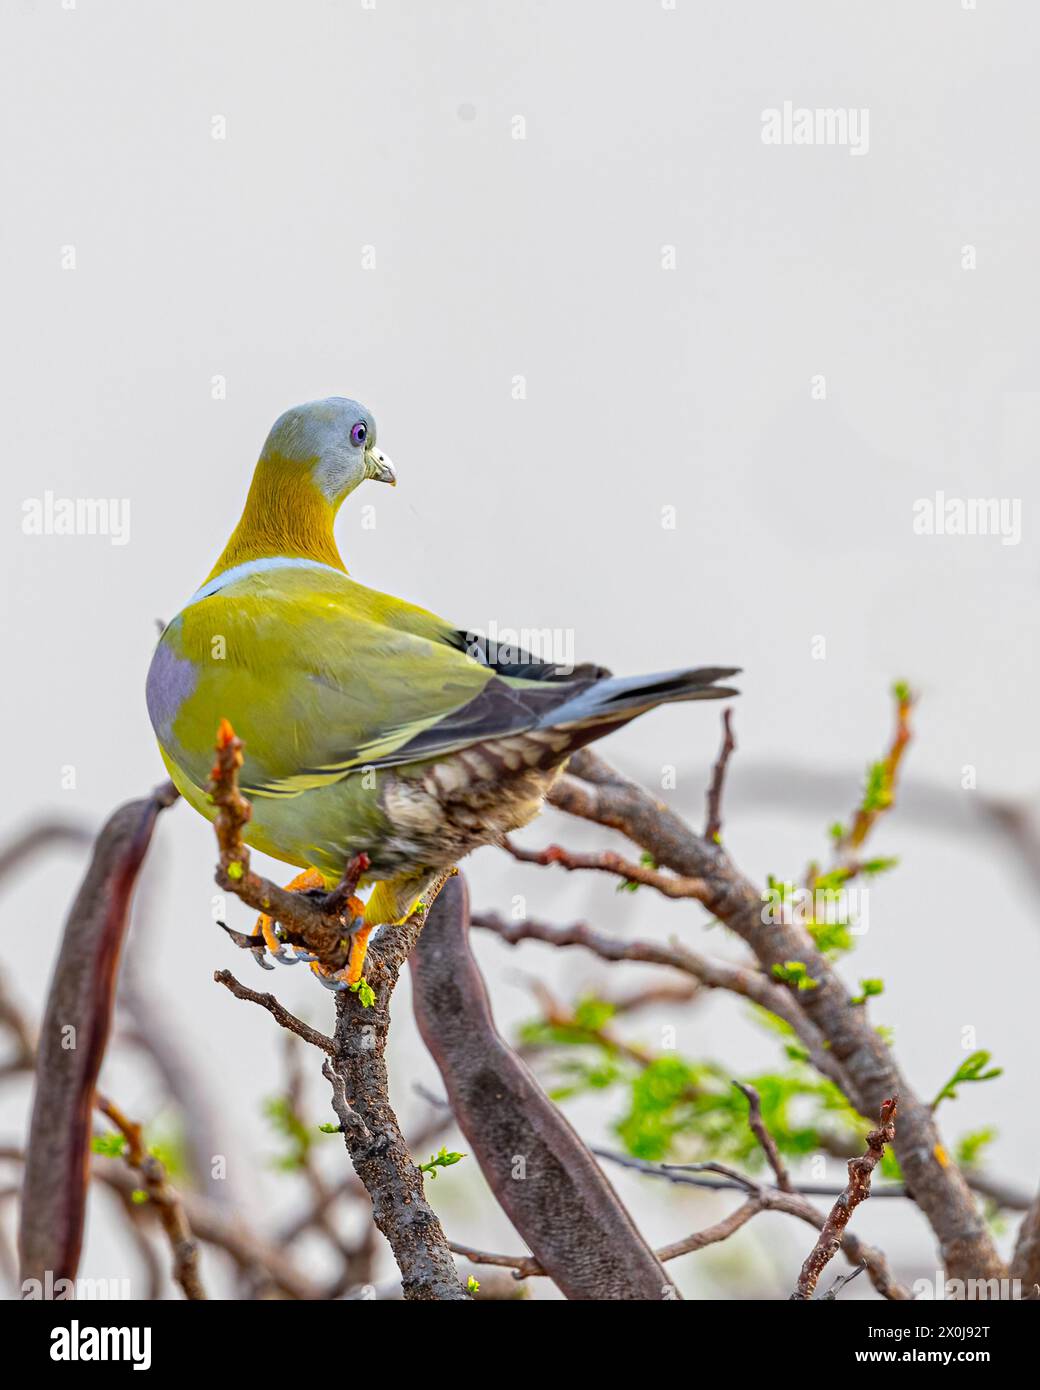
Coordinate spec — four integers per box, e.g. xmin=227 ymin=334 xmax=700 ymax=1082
xmin=1 ymin=0 xmax=1037 ymax=1299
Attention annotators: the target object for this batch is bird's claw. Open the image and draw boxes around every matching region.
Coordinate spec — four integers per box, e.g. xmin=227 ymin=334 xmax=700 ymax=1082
xmin=219 ymin=865 xmax=372 ymax=987
xmin=312 ymin=967 xmax=352 ymax=992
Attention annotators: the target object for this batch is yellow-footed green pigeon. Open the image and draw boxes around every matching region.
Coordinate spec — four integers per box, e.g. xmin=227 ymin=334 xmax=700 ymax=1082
xmin=147 ymin=398 xmax=739 ymax=987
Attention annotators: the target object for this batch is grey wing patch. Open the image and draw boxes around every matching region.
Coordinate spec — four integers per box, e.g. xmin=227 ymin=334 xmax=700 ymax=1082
xmin=374 ymin=673 xmax=599 ymax=769
xmin=283 ymin=669 xmax=602 ymax=784
xmin=447 ymin=629 xmax=611 ymax=683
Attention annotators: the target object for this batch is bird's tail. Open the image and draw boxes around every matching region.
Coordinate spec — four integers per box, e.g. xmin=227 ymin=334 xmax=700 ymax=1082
xmin=537 ymin=665 xmax=739 ymax=751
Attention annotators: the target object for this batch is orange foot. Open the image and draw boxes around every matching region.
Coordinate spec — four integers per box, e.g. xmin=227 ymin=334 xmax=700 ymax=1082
xmin=251 ymin=872 xmax=329 ymax=961
xmin=309 ymin=922 xmax=374 ymax=993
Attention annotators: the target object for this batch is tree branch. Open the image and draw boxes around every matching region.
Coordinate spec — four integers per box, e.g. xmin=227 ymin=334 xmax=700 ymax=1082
xmin=704 ymin=707 xmax=736 ymax=843
xmin=214 ymin=969 xmax=334 ymax=1054
xmin=96 ymin=1095 xmax=205 ymax=1300
xmin=546 ymin=739 xmax=1003 ymax=1284
xmin=210 ymin=721 xmax=466 ymax=1301
xmin=791 ymin=1097 xmax=898 ymax=1300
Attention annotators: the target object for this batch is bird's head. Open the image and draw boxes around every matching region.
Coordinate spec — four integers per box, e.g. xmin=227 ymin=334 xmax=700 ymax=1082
xmin=260 ymin=397 xmax=396 ymax=505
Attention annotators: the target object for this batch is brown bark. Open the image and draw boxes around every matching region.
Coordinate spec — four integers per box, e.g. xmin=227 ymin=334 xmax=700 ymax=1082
xmin=548 ymin=750 xmax=1004 ymax=1284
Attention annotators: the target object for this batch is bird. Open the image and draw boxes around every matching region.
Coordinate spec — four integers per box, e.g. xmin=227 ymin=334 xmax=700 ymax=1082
xmin=146 ymin=397 xmax=739 ymax=990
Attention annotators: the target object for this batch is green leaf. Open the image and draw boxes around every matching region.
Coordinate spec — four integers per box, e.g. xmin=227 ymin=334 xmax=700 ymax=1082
xmin=955 ymin=1127 xmax=997 ymax=1170
xmin=933 ymin=1051 xmax=1003 ymax=1107
xmin=467 ymin=1276 xmax=480 ymax=1293
xmin=771 ymin=961 xmax=819 ymax=991
xmin=91 ymin=1133 xmax=127 ymax=1158
xmin=318 ymin=1122 xmax=341 ymax=1135
xmin=571 ymin=996 xmax=616 ymax=1031
xmin=262 ymin=1094 xmax=312 ymax=1171
xmin=808 ymin=919 xmax=855 ymax=958
xmin=850 ymin=978 xmax=884 ymax=1006
xmin=419 ymin=1146 xmax=466 ymax=1179
xmin=349 ymin=978 xmax=376 ymax=1008
xmin=860 ymin=856 xmax=899 ymax=877
xmin=860 ymin=760 xmax=890 ymax=815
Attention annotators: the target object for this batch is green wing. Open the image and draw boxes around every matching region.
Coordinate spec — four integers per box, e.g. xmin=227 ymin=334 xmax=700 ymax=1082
xmin=163 ymin=566 xmax=593 ymax=797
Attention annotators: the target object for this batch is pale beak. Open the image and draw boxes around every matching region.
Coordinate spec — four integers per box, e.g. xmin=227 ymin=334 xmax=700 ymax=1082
xmin=365 ymin=445 xmax=396 ymax=486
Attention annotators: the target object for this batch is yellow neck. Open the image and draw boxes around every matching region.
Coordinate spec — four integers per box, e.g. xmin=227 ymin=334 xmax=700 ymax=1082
xmin=205 ymin=457 xmax=347 ymax=582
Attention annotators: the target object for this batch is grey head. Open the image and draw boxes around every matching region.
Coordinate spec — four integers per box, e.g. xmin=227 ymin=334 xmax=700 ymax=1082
xmin=260 ymin=397 xmax=396 ymax=503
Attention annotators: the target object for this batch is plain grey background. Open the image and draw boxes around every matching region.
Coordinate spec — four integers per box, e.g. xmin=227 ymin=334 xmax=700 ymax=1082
xmin=2 ymin=0 xmax=1037 ymax=1298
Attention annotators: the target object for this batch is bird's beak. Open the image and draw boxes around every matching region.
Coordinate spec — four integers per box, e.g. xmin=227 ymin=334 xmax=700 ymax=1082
xmin=365 ymin=445 xmax=396 ymax=486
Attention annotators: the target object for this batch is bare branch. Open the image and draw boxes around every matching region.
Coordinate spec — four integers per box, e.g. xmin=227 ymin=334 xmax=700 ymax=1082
xmin=209 ymin=723 xmax=467 ymax=1300
xmin=704 ymin=707 xmax=736 ymax=843
xmin=96 ymin=1095 xmax=205 ymax=1300
xmin=734 ymin=1080 xmax=792 ymax=1191
xmin=470 ymin=910 xmax=853 ymax=1093
xmin=594 ymin=1146 xmax=909 ymax=1300
xmin=214 ymin=969 xmax=334 ymax=1054
xmin=95 ymin=1160 xmax=322 ymax=1300
xmin=549 ymin=741 xmax=1004 ymax=1285
xmin=791 ymin=1097 xmax=898 ymax=1300
xmin=503 ymin=839 xmax=710 ymax=901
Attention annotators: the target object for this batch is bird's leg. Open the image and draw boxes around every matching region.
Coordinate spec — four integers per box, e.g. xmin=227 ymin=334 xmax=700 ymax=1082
xmin=251 ymin=867 xmax=327 ymax=962
xmin=343 ymin=923 xmax=376 ymax=986
xmin=310 ymin=878 xmax=414 ymax=993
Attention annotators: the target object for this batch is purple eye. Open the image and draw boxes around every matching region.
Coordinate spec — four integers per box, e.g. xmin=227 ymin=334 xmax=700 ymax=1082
xmin=350 ymin=421 xmax=368 ymax=447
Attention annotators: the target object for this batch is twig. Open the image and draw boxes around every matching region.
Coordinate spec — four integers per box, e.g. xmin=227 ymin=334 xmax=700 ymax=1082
xmin=0 ymin=820 xmax=94 ymax=885
xmin=791 ymin=1098 xmax=898 ymax=1300
xmin=734 ymin=1080 xmax=792 ymax=1191
xmin=470 ymin=911 xmax=853 ymax=1093
xmin=214 ymin=969 xmax=334 ymax=1054
xmin=704 ymin=708 xmax=736 ymax=843
xmin=822 ymin=1264 xmax=866 ymax=1299
xmin=550 ymin=742 xmax=1004 ymax=1285
xmin=591 ymin=1147 xmax=903 ymax=1198
xmin=450 ymin=1199 xmax=765 ymax=1280
xmin=322 ymin=1060 xmax=374 ymax=1144
xmin=277 ymin=1105 xmax=452 ymax=1246
xmin=0 ymin=973 xmax=35 ymax=1078
xmin=503 ymin=840 xmax=710 ymax=901
xmin=119 ymin=913 xmax=234 ymax=1208
xmin=96 ymin=1095 xmax=206 ymax=1300
xmin=593 ymin=1147 xmax=909 ymax=1299
xmin=209 ymin=722 xmax=353 ymax=968
xmin=840 ymin=688 xmax=913 ymax=853
xmin=94 ymin=1160 xmax=322 ymax=1300
xmin=322 ymin=852 xmax=371 ymax=919
xmin=448 ymin=1241 xmax=541 ymax=1280
xmin=210 ymin=723 xmax=467 ymax=1300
